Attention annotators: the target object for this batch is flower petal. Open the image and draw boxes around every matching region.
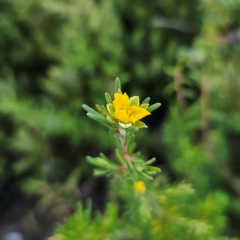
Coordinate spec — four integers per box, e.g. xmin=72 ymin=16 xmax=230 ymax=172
xmin=128 ymin=106 xmax=151 ymax=123
xmin=113 ymin=93 xmax=129 ymax=111
xmin=114 ymin=110 xmax=129 ymax=124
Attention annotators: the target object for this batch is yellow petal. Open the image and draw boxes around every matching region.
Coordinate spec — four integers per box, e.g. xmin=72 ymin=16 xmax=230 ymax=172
xmin=128 ymin=106 xmax=150 ymax=123
xmin=113 ymin=93 xmax=129 ymax=111
xmin=114 ymin=110 xmax=129 ymax=124
xmin=135 ymin=181 xmax=145 ymax=193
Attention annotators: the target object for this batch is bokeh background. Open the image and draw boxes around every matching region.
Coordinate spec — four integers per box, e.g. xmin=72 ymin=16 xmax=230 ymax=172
xmin=1 ymin=0 xmax=240 ymax=239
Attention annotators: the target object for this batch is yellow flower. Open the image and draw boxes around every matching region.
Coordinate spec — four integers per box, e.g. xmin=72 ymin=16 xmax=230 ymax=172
xmin=106 ymin=92 xmax=150 ymax=128
xmin=135 ymin=181 xmax=145 ymax=194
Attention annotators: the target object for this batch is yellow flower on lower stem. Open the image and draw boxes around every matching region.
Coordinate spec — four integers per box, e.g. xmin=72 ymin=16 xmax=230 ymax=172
xmin=106 ymin=92 xmax=151 ymax=128
xmin=135 ymin=181 xmax=145 ymax=194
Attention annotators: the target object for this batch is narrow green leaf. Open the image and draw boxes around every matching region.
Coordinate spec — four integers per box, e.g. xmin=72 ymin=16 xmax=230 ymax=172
xmin=107 ymin=115 xmax=118 ymax=124
xmin=144 ymin=166 xmax=161 ymax=176
xmin=137 ymin=170 xmax=153 ymax=180
xmin=94 ymin=168 xmax=111 ymax=176
xmin=141 ymin=97 xmax=150 ymax=104
xmin=143 ymin=158 xmax=156 ymax=166
xmin=95 ymin=104 xmax=102 ymax=114
xmin=105 ymin=92 xmax=112 ymax=103
xmin=99 ymin=153 xmax=109 ymax=161
xmin=126 ymin=126 xmax=139 ymax=134
xmin=115 ymin=149 xmax=124 ymax=165
xmin=146 ymin=166 xmax=161 ymax=172
xmin=128 ymin=141 xmax=136 ymax=155
xmin=87 ymin=156 xmax=116 ymax=169
xmin=87 ymin=113 xmax=111 ymax=127
xmin=125 ymin=160 xmax=136 ymax=178
xmin=147 ymin=103 xmax=161 ymax=112
xmin=82 ymin=104 xmax=100 ymax=115
xmin=132 ymin=121 xmax=148 ymax=128
xmin=100 ymin=105 xmax=109 ymax=117
xmin=98 ymin=153 xmax=118 ymax=167
xmin=126 ymin=133 xmax=134 ymax=146
xmin=115 ymin=77 xmax=121 ymax=92
xmin=95 ymin=104 xmax=108 ymax=117
xmin=132 ymin=157 xmax=144 ymax=164
xmin=109 ymin=131 xmax=122 ymax=150
xmin=87 ymin=156 xmax=105 ymax=167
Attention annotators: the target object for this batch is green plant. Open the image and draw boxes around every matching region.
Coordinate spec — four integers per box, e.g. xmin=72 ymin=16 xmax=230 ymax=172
xmin=52 ymin=78 xmax=236 ymax=240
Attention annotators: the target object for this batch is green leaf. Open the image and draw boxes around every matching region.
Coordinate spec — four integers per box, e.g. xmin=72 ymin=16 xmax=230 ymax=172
xmin=139 ymin=103 xmax=149 ymax=109
xmin=130 ymin=96 xmax=140 ymax=106
xmin=132 ymin=157 xmax=144 ymax=164
xmin=126 ymin=127 xmax=139 ymax=134
xmin=93 ymin=168 xmax=111 ymax=176
xmin=95 ymin=104 xmax=109 ymax=117
xmin=87 ymin=156 xmax=105 ymax=167
xmin=128 ymin=141 xmax=136 ymax=155
xmin=107 ymin=115 xmax=118 ymax=124
xmin=143 ymin=158 xmax=156 ymax=166
xmin=132 ymin=121 xmax=148 ymax=128
xmin=115 ymin=149 xmax=124 ymax=165
xmin=86 ymin=113 xmax=111 ymax=127
xmin=87 ymin=156 xmax=116 ymax=169
xmin=99 ymin=152 xmax=110 ymax=161
xmin=145 ymin=166 xmax=161 ymax=175
xmin=125 ymin=160 xmax=136 ymax=178
xmin=146 ymin=166 xmax=160 ymax=172
xmin=82 ymin=104 xmax=100 ymax=115
xmin=141 ymin=97 xmax=150 ymax=104
xmin=105 ymin=92 xmax=112 ymax=103
xmin=115 ymin=77 xmax=121 ymax=92
xmin=126 ymin=132 xmax=134 ymax=145
xmin=109 ymin=131 xmax=122 ymax=150
xmin=107 ymin=103 xmax=114 ymax=115
xmin=147 ymin=103 xmax=161 ymax=112
xmin=98 ymin=154 xmax=118 ymax=167
xmin=101 ymin=105 xmax=109 ymax=116
xmin=137 ymin=170 xmax=153 ymax=180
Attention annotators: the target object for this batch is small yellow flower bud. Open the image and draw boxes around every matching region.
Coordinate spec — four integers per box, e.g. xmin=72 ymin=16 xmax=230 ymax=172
xmin=135 ymin=181 xmax=145 ymax=194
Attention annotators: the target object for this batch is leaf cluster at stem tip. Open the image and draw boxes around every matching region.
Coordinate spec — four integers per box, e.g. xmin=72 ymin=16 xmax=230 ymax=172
xmin=82 ymin=77 xmax=161 ymax=185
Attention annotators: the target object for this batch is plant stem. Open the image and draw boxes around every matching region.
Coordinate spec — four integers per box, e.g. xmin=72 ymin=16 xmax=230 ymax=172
xmin=116 ymin=129 xmax=132 ymax=161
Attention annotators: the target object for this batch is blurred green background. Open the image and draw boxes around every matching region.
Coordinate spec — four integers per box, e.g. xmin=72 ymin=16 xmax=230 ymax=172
xmin=1 ymin=0 xmax=240 ymax=239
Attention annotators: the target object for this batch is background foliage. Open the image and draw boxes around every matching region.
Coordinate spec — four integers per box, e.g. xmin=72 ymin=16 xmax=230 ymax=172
xmin=0 ymin=0 xmax=240 ymax=239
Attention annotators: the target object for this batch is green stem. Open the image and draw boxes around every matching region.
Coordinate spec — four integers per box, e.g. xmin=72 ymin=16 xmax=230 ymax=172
xmin=116 ymin=129 xmax=132 ymax=161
